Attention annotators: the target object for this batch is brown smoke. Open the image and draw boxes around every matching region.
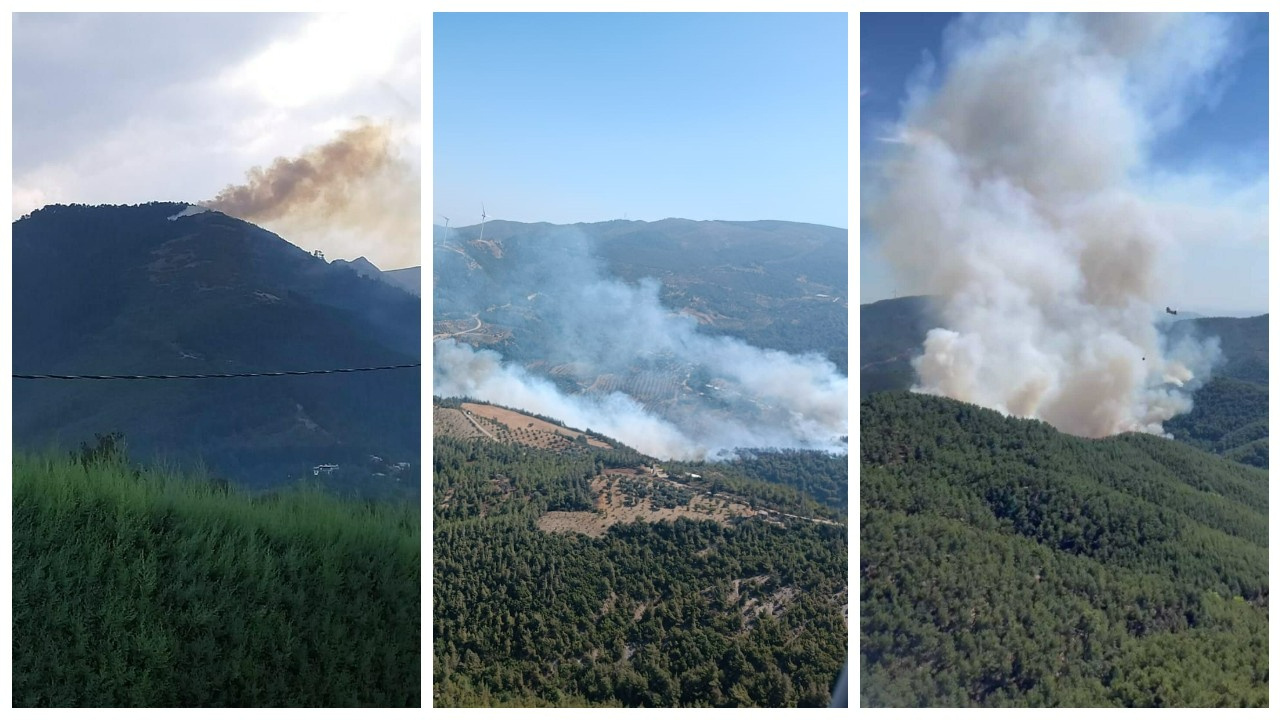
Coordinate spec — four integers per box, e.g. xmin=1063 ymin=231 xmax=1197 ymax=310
xmin=208 ymin=119 xmax=420 ymax=268
xmin=869 ymin=13 xmax=1232 ymax=438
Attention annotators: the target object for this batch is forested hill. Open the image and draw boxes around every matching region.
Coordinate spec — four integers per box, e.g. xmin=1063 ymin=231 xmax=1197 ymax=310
xmin=1163 ymin=315 xmax=1269 ymax=468
xmin=859 ymin=295 xmax=936 ymax=396
xmin=860 ymin=391 xmax=1268 ymax=707
xmin=1164 ymin=376 xmax=1268 ymax=468
xmin=433 ymin=399 xmax=848 ymax=707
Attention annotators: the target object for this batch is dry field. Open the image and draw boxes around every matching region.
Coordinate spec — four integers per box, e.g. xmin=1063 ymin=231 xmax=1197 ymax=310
xmin=461 ymin=402 xmax=612 ymax=449
xmin=433 ymin=406 xmax=493 ymax=441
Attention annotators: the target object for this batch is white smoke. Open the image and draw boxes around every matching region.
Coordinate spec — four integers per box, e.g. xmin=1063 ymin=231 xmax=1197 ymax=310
xmin=434 ymin=339 xmax=705 ymax=459
xmin=867 ymin=13 xmax=1250 ymax=437
xmin=433 ymin=227 xmax=848 ymax=459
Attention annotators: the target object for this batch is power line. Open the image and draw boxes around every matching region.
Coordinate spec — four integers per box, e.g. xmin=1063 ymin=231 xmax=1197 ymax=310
xmin=13 ymin=363 xmax=420 ymax=381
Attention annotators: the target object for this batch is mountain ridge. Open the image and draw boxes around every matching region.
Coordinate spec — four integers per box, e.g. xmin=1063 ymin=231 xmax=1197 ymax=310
xmin=13 ymin=202 xmax=420 ymax=495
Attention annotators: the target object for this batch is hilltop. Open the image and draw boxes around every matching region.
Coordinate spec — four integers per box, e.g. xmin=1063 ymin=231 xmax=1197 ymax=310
xmin=332 ymin=256 xmax=421 ymax=296
xmin=861 ymin=391 xmax=1267 ymax=707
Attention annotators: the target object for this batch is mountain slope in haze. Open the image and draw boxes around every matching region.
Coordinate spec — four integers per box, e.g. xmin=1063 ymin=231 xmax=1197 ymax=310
xmin=1163 ymin=315 xmax=1268 ymax=467
xmin=859 ymin=296 xmax=1268 ymax=467
xmin=12 ymin=202 xmax=420 ymax=494
xmin=860 ymin=297 xmax=1266 ymax=392
xmin=859 ymin=296 xmax=937 ymax=397
xmin=861 ymin=391 xmax=1267 ymax=707
xmin=332 ymin=256 xmax=421 ymax=296
xmin=1166 ymin=314 xmax=1267 ymax=387
xmin=435 ymin=218 xmax=848 ymax=374
xmin=383 ymin=266 xmax=421 ymax=295
xmin=433 ymin=397 xmax=848 ymax=707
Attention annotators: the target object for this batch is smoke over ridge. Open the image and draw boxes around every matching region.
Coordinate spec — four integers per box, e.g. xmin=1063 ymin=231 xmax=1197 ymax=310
xmin=867 ymin=13 xmax=1246 ymax=437
xmin=433 ymin=226 xmax=848 ymax=460
xmin=208 ymin=118 xmax=419 ymax=268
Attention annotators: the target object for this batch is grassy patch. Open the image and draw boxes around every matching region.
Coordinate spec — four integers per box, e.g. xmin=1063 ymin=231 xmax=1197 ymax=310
xmin=13 ymin=451 xmax=420 ymax=707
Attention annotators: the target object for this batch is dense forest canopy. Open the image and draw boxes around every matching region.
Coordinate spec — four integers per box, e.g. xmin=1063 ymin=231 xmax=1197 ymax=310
xmin=860 ymin=392 xmax=1268 ymax=707
xmin=433 ymin=407 xmax=849 ymax=708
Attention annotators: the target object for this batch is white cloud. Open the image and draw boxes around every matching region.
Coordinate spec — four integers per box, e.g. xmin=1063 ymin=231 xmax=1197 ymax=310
xmin=220 ymin=14 xmax=417 ymax=110
xmin=13 ymin=13 xmax=421 ymax=271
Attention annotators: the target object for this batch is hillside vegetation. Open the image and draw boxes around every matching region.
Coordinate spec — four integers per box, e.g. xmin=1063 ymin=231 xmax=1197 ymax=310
xmin=670 ymin=448 xmax=849 ymax=513
xmin=860 ymin=392 xmax=1268 ymax=707
xmin=13 ymin=449 xmax=420 ymax=707
xmin=1165 ymin=376 xmax=1268 ymax=468
xmin=433 ymin=414 xmax=848 ymax=708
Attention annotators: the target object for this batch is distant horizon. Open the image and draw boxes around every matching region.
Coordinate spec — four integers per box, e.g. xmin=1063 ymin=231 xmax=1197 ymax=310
xmin=432 ymin=215 xmax=849 ymax=230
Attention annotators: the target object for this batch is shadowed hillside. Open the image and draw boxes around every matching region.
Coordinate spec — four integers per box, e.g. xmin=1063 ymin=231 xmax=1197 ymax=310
xmin=12 ymin=202 xmax=420 ymax=493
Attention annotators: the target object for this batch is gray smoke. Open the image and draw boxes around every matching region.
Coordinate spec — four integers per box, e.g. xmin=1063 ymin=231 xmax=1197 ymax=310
xmin=867 ymin=13 xmax=1241 ymax=437
xmin=433 ymin=227 xmax=848 ymax=459
xmin=208 ymin=118 xmax=420 ymax=268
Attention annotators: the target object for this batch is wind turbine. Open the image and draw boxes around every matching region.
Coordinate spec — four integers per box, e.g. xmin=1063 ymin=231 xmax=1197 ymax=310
xmin=479 ymin=203 xmax=487 ymax=243
xmin=439 ymin=215 xmax=450 ymax=243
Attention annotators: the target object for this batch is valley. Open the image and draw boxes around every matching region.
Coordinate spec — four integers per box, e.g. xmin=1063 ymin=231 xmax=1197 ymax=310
xmin=432 ymin=218 xmax=850 ymax=459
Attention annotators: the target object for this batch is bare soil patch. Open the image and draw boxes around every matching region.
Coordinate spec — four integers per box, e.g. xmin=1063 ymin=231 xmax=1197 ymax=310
xmin=537 ymin=511 xmax=608 ymax=537
xmin=534 ymin=473 xmax=762 ymax=538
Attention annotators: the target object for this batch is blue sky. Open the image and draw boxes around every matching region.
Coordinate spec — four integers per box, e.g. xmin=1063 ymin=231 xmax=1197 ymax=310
xmin=860 ymin=12 xmax=1268 ymax=315
xmin=434 ymin=12 xmax=847 ymax=229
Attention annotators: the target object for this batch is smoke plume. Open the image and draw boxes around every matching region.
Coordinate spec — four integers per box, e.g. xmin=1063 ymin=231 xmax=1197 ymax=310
xmin=433 ymin=226 xmax=848 ymax=460
xmin=208 ymin=119 xmax=419 ymax=268
xmin=867 ymin=13 xmax=1243 ymax=437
